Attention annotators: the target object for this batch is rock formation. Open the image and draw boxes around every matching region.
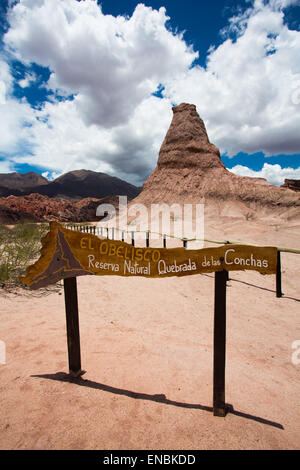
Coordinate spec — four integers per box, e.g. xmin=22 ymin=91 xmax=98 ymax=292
xmin=134 ymin=103 xmax=300 ymax=220
xmin=0 ymin=169 xmax=140 ymax=223
xmin=0 ymin=193 xmax=121 ymax=224
xmin=281 ymin=179 xmax=300 ymax=192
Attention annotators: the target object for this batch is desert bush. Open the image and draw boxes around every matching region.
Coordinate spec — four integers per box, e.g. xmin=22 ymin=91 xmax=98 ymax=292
xmin=245 ymin=212 xmax=256 ymax=221
xmin=0 ymin=223 xmax=49 ymax=285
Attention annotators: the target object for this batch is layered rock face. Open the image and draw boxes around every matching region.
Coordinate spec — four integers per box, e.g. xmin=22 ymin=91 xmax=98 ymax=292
xmin=0 ymin=169 xmax=140 ymax=223
xmin=157 ymin=103 xmax=225 ymax=171
xmin=281 ymin=179 xmax=300 ymax=192
xmin=134 ymin=103 xmax=300 ymax=219
xmin=0 ymin=193 xmax=120 ymax=224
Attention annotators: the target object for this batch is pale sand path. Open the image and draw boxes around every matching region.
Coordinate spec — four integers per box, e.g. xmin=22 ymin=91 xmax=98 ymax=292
xmin=0 ymin=219 xmax=299 ymax=450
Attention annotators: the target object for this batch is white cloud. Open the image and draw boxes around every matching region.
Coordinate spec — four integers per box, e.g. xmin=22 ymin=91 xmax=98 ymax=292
xmin=0 ymin=159 xmax=15 ymax=173
xmin=163 ymin=0 xmax=300 ymax=157
xmin=18 ymin=71 xmax=36 ymax=88
xmin=0 ymin=58 xmax=35 ymax=154
xmin=2 ymin=0 xmax=196 ymax=183
xmin=14 ymin=94 xmax=172 ymax=186
xmin=269 ymin=0 xmax=300 ymax=8
xmin=41 ymin=170 xmax=60 ymax=180
xmin=229 ymin=163 xmax=300 ymax=185
xmin=0 ymin=59 xmax=12 ymax=104
xmin=4 ymin=0 xmax=196 ymax=128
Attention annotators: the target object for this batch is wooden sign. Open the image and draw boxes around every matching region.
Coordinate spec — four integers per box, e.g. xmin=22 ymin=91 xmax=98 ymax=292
xmin=20 ymin=222 xmax=282 ymax=419
xmin=20 ymin=222 xmax=277 ymax=289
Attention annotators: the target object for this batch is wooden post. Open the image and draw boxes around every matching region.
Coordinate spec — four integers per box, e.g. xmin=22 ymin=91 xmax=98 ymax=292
xmin=276 ymin=250 xmax=282 ymax=298
xmin=213 ymin=269 xmax=227 ymax=417
xmin=63 ymin=277 xmax=82 ymax=377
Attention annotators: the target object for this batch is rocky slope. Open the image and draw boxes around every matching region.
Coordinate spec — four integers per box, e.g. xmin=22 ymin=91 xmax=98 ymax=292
xmin=0 ymin=193 xmax=121 ymax=224
xmin=0 ymin=169 xmax=140 ymax=223
xmin=133 ymin=103 xmax=300 ymax=220
xmin=281 ymin=179 xmax=300 ymax=192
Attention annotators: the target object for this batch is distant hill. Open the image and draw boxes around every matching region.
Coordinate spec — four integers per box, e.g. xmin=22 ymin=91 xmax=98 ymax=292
xmin=0 ymin=169 xmax=141 ymax=200
xmin=34 ymin=170 xmax=141 ymax=199
xmin=0 ymin=172 xmax=49 ymax=196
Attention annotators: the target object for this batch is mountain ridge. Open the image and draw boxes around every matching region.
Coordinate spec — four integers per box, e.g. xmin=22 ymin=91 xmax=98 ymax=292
xmin=0 ymin=169 xmax=141 ymax=200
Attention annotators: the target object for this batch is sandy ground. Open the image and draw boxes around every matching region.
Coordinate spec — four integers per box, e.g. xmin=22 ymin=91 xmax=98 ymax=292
xmin=0 ymin=217 xmax=299 ymax=450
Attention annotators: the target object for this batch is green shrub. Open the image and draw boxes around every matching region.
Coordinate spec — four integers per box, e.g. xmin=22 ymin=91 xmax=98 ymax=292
xmin=0 ymin=223 xmax=49 ymax=285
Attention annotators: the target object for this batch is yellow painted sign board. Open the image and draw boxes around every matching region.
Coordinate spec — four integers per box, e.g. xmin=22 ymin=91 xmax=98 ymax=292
xmin=20 ymin=222 xmax=278 ymax=289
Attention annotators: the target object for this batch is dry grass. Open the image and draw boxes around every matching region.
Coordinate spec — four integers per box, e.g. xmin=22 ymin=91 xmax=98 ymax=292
xmin=0 ymin=223 xmax=49 ymax=286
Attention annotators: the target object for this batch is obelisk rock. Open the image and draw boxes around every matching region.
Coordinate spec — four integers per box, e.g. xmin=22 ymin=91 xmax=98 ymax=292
xmin=133 ymin=103 xmax=300 ymax=220
xmin=157 ymin=103 xmax=225 ymax=171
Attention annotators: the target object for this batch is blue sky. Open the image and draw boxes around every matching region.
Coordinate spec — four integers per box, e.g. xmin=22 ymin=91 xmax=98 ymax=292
xmin=0 ymin=0 xmax=300 ymax=186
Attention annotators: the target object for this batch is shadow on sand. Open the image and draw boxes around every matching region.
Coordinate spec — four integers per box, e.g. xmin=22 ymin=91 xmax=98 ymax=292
xmin=32 ymin=372 xmax=284 ymax=430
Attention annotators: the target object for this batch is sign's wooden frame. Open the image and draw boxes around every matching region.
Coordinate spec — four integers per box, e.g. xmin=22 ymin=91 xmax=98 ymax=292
xmin=21 ymin=222 xmax=277 ymax=288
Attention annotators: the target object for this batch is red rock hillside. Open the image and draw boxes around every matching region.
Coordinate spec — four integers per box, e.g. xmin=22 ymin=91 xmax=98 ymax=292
xmin=0 ymin=193 xmax=120 ymax=224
